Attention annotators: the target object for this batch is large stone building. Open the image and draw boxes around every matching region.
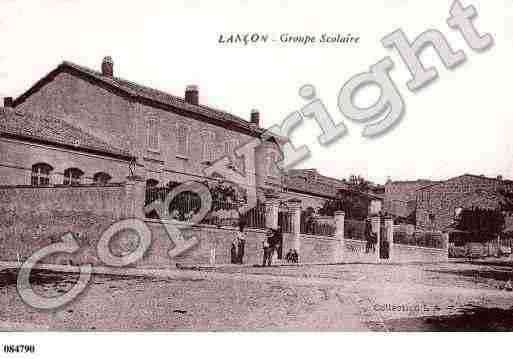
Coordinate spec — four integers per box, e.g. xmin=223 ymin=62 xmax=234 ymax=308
xmin=1 ymin=57 xmax=282 ymax=201
xmin=415 ymin=174 xmax=513 ymax=231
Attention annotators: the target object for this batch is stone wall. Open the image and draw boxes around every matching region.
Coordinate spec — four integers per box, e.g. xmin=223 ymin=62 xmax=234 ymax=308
xmin=0 ymin=182 xmax=270 ymax=267
xmin=0 ymin=184 xmax=127 ymax=262
xmin=296 ymin=234 xmax=340 ymax=264
xmin=393 ymin=244 xmax=448 ymax=263
xmin=343 ymin=239 xmax=378 ymax=263
xmin=142 ymin=221 xmax=266 ymax=266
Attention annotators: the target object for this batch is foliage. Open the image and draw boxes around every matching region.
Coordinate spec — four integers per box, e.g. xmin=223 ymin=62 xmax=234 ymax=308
xmin=209 ymin=182 xmax=240 ymax=203
xmin=320 ymin=194 xmax=369 ymax=220
xmin=498 ymin=189 xmax=513 ymax=213
xmin=347 ymin=174 xmax=372 ymax=193
xmin=455 ymin=207 xmax=505 ymax=243
xmin=300 ymin=207 xmax=335 ymax=236
xmin=394 ymin=210 xmax=416 ymax=225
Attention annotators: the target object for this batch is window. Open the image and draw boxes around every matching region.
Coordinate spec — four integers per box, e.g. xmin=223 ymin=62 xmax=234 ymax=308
xmin=224 ymin=138 xmax=239 ymax=167
xmin=146 ymin=179 xmax=159 ymax=188
xmin=93 ymin=172 xmax=112 ymax=185
xmin=63 ymin=168 xmax=84 ymax=185
xmin=429 ymin=213 xmax=436 ymax=222
xmin=147 ymin=119 xmax=159 ymax=151
xmin=31 ymin=163 xmax=53 ymax=186
xmin=177 ymin=124 xmax=189 ymax=157
xmin=201 ymin=131 xmax=216 ymax=162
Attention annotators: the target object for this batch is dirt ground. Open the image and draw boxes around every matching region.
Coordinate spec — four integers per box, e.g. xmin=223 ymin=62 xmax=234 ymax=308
xmin=1 ymin=260 xmax=513 ymax=331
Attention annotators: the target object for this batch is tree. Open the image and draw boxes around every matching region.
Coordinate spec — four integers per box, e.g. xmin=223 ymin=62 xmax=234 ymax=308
xmin=347 ymin=174 xmax=371 ymax=193
xmin=320 ymin=195 xmax=369 ymax=220
xmin=455 ymin=207 xmax=505 ymax=244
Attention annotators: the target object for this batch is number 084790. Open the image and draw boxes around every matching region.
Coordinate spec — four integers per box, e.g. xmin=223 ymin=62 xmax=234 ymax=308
xmin=3 ymin=344 xmax=35 ymax=354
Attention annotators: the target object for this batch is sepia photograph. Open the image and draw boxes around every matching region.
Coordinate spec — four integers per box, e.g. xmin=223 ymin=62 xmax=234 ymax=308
xmin=0 ymin=0 xmax=512 ymax=357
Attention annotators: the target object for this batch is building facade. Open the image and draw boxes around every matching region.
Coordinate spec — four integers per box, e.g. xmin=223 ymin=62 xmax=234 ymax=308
xmin=282 ymin=169 xmax=348 ymax=210
xmin=0 ymin=107 xmax=133 ymax=186
xmin=416 ymin=174 xmax=513 ymax=231
xmin=384 ymin=179 xmax=436 ymax=219
xmin=3 ymin=57 xmax=283 ymax=201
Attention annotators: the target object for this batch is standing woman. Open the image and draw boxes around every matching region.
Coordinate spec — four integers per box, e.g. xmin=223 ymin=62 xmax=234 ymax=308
xmin=236 ymin=223 xmax=246 ymax=264
xmin=231 ymin=233 xmax=239 ymax=264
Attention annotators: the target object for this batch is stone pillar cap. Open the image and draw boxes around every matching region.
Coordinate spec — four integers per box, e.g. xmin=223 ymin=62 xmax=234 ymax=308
xmin=265 ymin=191 xmax=280 ymax=199
xmin=126 ymin=175 xmax=145 ymax=182
xmin=288 ymin=198 xmax=302 ymax=203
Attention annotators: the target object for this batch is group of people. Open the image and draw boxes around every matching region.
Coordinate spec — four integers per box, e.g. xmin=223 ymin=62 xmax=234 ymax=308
xmin=285 ymin=248 xmax=299 ymax=263
xmin=231 ymin=225 xmax=299 ymax=266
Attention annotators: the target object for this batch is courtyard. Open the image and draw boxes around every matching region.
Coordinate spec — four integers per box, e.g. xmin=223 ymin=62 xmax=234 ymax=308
xmin=1 ymin=260 xmax=513 ymax=331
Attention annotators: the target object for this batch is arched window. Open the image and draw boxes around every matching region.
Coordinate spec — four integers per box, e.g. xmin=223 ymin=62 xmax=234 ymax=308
xmin=63 ymin=168 xmax=84 ymax=185
xmin=31 ymin=163 xmax=53 ymax=186
xmin=146 ymin=179 xmax=159 ymax=188
xmin=93 ymin=172 xmax=112 ymax=185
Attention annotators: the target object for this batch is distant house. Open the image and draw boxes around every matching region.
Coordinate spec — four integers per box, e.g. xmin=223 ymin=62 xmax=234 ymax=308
xmin=281 ymin=169 xmax=348 ymax=210
xmin=384 ymin=179 xmax=437 ymax=220
xmin=415 ymin=174 xmax=513 ymax=232
xmin=335 ymin=188 xmax=383 ymax=219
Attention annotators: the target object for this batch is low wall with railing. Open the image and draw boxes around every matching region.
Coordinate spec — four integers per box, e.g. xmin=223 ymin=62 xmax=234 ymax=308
xmin=392 ymin=230 xmax=448 ymax=263
xmin=142 ymin=220 xmax=267 ymax=266
xmin=393 ymin=244 xmax=448 ymax=263
xmin=0 ymin=179 xmax=449 ymax=267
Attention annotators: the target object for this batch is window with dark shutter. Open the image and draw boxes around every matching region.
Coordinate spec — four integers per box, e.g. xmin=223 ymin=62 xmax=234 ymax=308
xmin=31 ymin=163 xmax=53 ymax=186
xmin=63 ymin=168 xmax=84 ymax=186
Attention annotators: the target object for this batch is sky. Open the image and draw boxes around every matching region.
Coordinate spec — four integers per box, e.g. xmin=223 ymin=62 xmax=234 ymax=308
xmin=0 ymin=0 xmax=512 ymax=185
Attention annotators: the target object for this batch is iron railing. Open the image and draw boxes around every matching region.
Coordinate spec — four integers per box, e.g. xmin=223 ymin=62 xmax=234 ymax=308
xmin=278 ymin=211 xmax=293 ymax=233
xmin=344 ymin=219 xmax=366 ymax=240
xmin=145 ymin=186 xmax=266 ymax=229
xmin=300 ymin=218 xmax=335 ymax=237
xmin=393 ymin=230 xmax=444 ymax=249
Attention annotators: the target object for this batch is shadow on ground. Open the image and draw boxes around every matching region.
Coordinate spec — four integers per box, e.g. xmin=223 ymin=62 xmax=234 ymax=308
xmin=371 ymin=305 xmax=513 ymax=331
xmin=428 ymin=267 xmax=513 ymax=282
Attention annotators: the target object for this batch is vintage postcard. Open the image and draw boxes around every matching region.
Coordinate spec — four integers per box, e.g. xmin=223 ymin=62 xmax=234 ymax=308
xmin=0 ymin=0 xmax=512 ymax=356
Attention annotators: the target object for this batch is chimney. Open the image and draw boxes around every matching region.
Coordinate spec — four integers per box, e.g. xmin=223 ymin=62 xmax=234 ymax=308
xmin=101 ymin=56 xmax=113 ymax=77
xmin=250 ymin=109 xmax=260 ymax=127
xmin=185 ymin=85 xmax=199 ymax=105
xmin=3 ymin=97 xmax=13 ymax=107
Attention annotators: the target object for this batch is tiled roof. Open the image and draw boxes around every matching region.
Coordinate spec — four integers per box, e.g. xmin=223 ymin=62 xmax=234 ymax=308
xmin=284 ymin=169 xmax=347 ymax=198
xmin=0 ymin=107 xmax=132 ymax=159
xmin=417 ymin=174 xmax=512 ymax=191
xmin=34 ymin=61 xmax=268 ymax=136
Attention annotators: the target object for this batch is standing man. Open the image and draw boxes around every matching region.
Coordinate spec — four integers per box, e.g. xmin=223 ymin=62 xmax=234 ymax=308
xmin=262 ymin=228 xmax=275 ymax=267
